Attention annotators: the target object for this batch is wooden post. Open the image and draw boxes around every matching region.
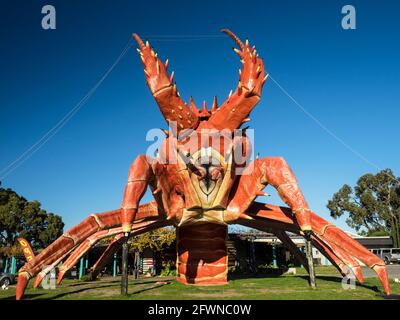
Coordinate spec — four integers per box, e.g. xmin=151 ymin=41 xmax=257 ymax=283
xmin=250 ymin=237 xmax=256 ymax=273
xmin=121 ymin=233 xmax=129 ymax=295
xmin=134 ymin=251 xmax=139 ymax=280
xmin=305 ymin=232 xmax=316 ymax=288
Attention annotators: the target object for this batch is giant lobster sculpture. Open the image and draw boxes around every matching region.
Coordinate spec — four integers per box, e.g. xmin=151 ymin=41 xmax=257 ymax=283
xmin=16 ymin=29 xmax=390 ymax=299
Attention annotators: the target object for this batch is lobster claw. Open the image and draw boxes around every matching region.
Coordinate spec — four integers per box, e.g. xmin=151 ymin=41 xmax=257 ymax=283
xmin=132 ymin=33 xmax=199 ymax=132
xmin=208 ymin=29 xmax=267 ymax=131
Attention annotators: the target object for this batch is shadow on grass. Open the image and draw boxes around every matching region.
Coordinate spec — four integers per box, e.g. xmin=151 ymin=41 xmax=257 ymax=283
xmin=298 ymin=275 xmax=383 ymax=293
xmin=229 ymin=273 xmax=386 ymax=296
xmin=380 ymin=293 xmax=400 ymax=300
xmin=12 ymin=279 xmax=173 ymax=300
xmin=19 ymin=283 xmax=119 ymax=300
xmin=0 ymin=293 xmax=43 ymax=301
xmin=65 ymin=277 xmax=172 ymax=288
xmin=129 ymin=282 xmax=171 ymax=296
xmin=130 ymin=279 xmax=174 ymax=286
xmin=229 ymin=273 xmax=282 ymax=281
xmin=53 ymin=281 xmax=171 ymax=299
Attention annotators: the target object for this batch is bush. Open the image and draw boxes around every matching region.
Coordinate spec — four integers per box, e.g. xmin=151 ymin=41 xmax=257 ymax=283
xmin=160 ymin=263 xmax=176 ymax=276
xmin=79 ymin=274 xmax=94 ymax=282
xmin=257 ymin=263 xmax=276 ymax=273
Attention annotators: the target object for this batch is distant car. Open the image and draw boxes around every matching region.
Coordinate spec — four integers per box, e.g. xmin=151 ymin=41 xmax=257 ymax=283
xmin=371 ymin=248 xmax=400 ymax=264
xmin=390 ymin=248 xmax=400 ymax=264
xmin=0 ymin=272 xmax=16 ymax=287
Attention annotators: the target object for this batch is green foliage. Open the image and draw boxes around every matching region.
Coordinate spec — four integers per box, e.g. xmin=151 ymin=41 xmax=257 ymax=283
xmin=0 ymin=182 xmax=64 ymax=256
xmin=97 ymin=235 xmax=116 ymax=246
xmin=257 ymin=263 xmax=276 ymax=273
xmin=359 ymin=230 xmax=390 ymax=237
xmin=128 ymin=227 xmax=175 ymax=253
xmin=327 ymin=169 xmax=400 ymax=247
xmin=79 ymin=274 xmax=94 ymax=282
xmin=160 ymin=263 xmax=176 ymax=277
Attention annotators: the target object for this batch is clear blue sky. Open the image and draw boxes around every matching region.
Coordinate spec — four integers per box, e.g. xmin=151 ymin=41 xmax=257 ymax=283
xmin=1 ymin=0 xmax=399 ymax=232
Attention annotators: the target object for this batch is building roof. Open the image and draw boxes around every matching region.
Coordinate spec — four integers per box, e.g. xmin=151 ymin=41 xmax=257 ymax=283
xmin=229 ymin=231 xmax=394 ymax=248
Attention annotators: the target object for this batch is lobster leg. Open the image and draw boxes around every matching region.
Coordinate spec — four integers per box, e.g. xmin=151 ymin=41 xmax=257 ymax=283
xmin=310 ymin=237 xmax=347 ymax=277
xmin=121 ymin=155 xmax=157 ymax=233
xmin=16 ymin=208 xmax=122 ymax=299
xmin=32 ymin=250 xmax=73 ymax=289
xmin=228 ymin=157 xmax=311 ymax=231
xmin=56 ymin=227 xmax=122 ymax=284
xmin=312 ymin=215 xmax=387 ymax=288
xmin=36 ymin=203 xmax=162 ymax=287
xmin=260 ymin=157 xmax=312 ymax=231
xmin=92 ymin=201 xmax=166 ymax=280
xmin=120 ymin=156 xmax=158 ymax=295
xmin=91 ymin=234 xmax=125 ymax=279
xmin=16 ymin=200 xmax=161 ymax=300
xmin=229 ymin=157 xmax=317 ymax=283
xmin=233 ymin=201 xmax=391 ymax=295
xmin=57 ymin=219 xmax=169 ymax=284
xmin=274 ymin=230 xmax=309 ymax=273
xmin=312 ymin=236 xmax=363 ymax=283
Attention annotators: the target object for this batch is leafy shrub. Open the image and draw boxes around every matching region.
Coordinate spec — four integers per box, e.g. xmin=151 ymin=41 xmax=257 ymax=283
xmin=160 ymin=263 xmax=176 ymax=276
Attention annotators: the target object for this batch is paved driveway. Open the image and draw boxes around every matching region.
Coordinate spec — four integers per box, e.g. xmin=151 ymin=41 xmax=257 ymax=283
xmin=362 ymin=264 xmax=400 ymax=279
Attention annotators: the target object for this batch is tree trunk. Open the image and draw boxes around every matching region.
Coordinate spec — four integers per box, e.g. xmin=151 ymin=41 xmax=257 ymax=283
xmin=392 ymin=215 xmax=400 ymax=248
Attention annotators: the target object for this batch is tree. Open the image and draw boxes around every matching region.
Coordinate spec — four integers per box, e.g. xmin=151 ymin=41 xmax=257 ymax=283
xmin=128 ymin=227 xmax=176 ymax=253
xmin=0 ymin=182 xmax=64 ymax=256
xmin=327 ymin=169 xmax=400 ymax=247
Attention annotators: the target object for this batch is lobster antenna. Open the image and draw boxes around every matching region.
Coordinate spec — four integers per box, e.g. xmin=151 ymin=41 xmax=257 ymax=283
xmin=221 ymin=29 xmax=245 ymax=49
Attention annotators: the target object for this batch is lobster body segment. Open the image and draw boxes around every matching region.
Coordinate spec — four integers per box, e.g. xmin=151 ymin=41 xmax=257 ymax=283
xmin=177 ymin=223 xmax=228 ymax=285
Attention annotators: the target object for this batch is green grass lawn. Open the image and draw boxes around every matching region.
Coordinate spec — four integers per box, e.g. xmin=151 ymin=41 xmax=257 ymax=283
xmin=1 ymin=267 xmax=399 ymax=300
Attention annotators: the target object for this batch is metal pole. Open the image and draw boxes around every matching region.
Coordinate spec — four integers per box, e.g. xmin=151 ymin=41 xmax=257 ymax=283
xmin=272 ymin=245 xmax=278 ymax=268
xmin=11 ymin=256 xmax=16 ymax=274
xmin=4 ymin=257 xmax=9 ymax=273
xmin=113 ymin=253 xmax=117 ymax=277
xmin=79 ymin=257 xmax=84 ymax=279
xmin=304 ymin=232 xmax=316 ymax=288
xmin=121 ymin=233 xmax=129 ymax=295
xmin=134 ymin=251 xmax=139 ymax=280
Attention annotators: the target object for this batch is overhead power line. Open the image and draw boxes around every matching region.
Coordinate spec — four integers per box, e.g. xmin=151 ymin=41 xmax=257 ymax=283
xmin=0 ymin=38 xmax=133 ymax=180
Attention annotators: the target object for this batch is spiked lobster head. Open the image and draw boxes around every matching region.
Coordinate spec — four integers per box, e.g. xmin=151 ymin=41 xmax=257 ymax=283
xmin=154 ymin=124 xmax=253 ymax=217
